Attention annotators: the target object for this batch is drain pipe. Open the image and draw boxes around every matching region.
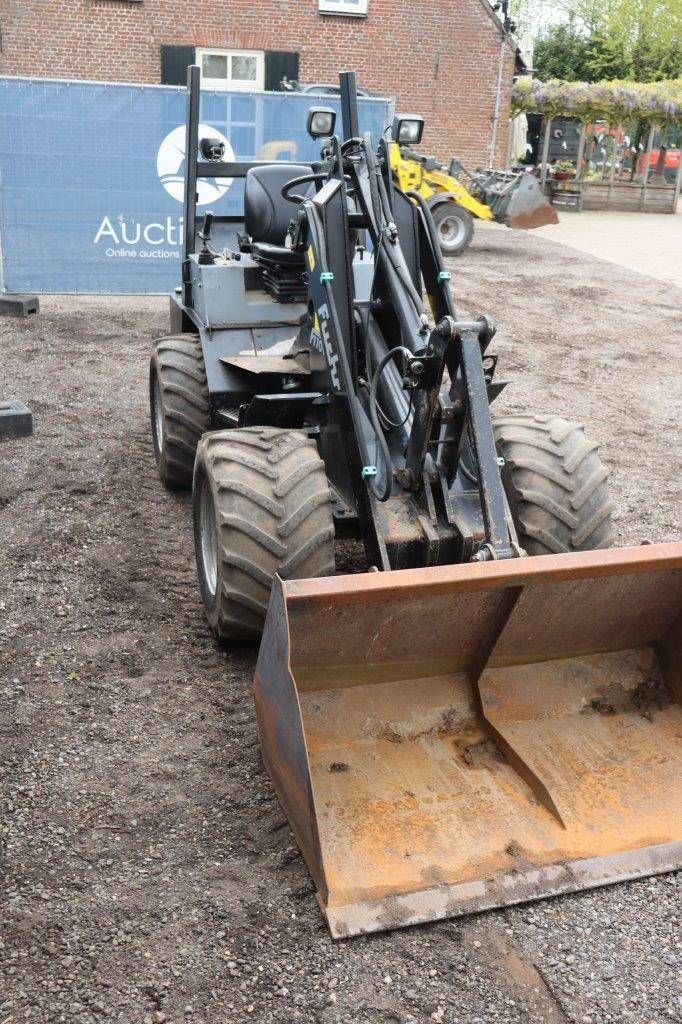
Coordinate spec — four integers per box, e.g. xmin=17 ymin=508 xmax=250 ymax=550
xmin=488 ymin=1 xmax=515 ymax=168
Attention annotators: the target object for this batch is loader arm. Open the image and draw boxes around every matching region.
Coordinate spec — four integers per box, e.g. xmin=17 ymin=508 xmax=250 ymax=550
xmin=295 ymin=134 xmax=517 ymax=568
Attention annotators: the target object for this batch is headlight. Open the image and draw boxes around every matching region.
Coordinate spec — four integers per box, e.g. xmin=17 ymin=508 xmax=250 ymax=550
xmin=307 ymin=107 xmax=337 ymax=139
xmin=392 ymin=115 xmax=425 ymax=146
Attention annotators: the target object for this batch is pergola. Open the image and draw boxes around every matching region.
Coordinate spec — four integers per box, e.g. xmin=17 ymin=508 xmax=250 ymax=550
xmin=512 ymin=78 xmax=682 ymax=212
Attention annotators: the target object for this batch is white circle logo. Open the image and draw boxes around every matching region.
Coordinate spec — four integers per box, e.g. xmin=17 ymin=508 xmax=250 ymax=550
xmin=157 ymin=124 xmax=235 ymax=206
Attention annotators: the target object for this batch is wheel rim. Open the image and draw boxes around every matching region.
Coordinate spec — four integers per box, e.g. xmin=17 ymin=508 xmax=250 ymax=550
xmin=438 ymin=213 xmax=466 ymax=247
xmin=198 ymin=477 xmax=219 ymax=598
xmin=153 ymin=373 xmax=164 ymax=453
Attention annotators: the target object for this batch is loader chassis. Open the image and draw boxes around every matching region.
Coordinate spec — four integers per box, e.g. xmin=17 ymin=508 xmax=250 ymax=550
xmin=149 ymin=67 xmax=681 ymax=939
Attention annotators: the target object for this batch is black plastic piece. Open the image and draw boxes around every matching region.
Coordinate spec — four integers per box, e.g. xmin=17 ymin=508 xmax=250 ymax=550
xmin=0 ymin=294 xmax=39 ymax=318
xmin=199 ymin=138 xmax=225 ymax=161
xmin=0 ymin=399 xmax=33 ymax=439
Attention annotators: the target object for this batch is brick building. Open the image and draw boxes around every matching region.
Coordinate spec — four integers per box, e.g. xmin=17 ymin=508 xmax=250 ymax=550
xmin=0 ymin=0 xmax=517 ymax=166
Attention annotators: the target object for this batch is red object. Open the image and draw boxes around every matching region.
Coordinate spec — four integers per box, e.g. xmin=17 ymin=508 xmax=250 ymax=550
xmin=637 ymin=148 xmax=681 ymax=175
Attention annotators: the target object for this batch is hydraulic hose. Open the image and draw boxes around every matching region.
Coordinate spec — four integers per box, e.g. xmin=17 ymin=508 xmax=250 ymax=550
xmin=406 ymin=188 xmax=452 ymax=282
xmin=373 ymin=159 xmax=429 ymax=321
xmin=368 ymin=346 xmax=413 ymax=502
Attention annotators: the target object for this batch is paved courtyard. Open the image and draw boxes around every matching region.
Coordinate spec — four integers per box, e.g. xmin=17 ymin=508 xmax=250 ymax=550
xmin=531 ymin=206 xmax=682 ymax=288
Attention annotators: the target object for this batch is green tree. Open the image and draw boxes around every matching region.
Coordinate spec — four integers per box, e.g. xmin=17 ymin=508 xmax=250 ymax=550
xmin=534 ymin=23 xmax=594 ymax=80
xmin=584 ymin=30 xmax=633 ymax=79
xmin=564 ymin=0 xmax=681 ymax=80
xmin=524 ymin=0 xmax=682 ymax=82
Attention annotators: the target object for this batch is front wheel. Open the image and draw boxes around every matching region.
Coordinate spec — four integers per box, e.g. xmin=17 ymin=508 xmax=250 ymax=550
xmin=431 ymin=202 xmax=475 ymax=257
xmin=493 ymin=414 xmax=614 ymax=556
xmin=193 ymin=427 xmax=336 ymax=640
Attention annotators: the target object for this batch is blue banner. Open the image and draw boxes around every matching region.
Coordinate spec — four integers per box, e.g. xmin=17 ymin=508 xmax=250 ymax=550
xmin=0 ymin=77 xmax=392 ymax=294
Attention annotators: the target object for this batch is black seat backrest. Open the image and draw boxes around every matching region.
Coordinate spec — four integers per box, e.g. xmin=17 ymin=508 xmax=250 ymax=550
xmin=244 ymin=164 xmax=312 ymax=244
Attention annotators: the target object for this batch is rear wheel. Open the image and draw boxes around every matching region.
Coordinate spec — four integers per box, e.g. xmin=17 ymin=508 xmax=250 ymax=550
xmin=431 ymin=202 xmax=475 ymax=257
xmin=193 ymin=427 xmax=336 ymax=640
xmin=493 ymin=413 xmax=614 ymax=556
xmin=150 ymin=334 xmax=209 ymax=490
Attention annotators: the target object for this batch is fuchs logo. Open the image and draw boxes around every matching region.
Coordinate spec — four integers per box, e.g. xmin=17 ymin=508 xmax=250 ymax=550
xmin=157 ymin=124 xmax=235 ymax=205
xmin=315 ymin=304 xmax=340 ymax=390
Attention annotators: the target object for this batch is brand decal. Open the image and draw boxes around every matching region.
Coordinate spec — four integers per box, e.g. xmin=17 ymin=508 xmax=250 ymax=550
xmin=312 ymin=303 xmax=340 ymax=390
xmin=93 ymin=123 xmax=234 ymax=261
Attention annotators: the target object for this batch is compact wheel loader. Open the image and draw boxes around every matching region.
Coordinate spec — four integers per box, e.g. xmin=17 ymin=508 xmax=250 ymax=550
xmin=149 ymin=68 xmax=682 ymax=938
xmin=388 ymin=130 xmax=558 ymax=256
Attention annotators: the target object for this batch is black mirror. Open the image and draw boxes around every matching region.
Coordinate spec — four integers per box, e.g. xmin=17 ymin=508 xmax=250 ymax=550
xmin=200 ymin=137 xmax=225 ymax=161
xmin=391 ymin=115 xmax=425 ymax=146
xmin=306 ymin=107 xmax=336 ymax=139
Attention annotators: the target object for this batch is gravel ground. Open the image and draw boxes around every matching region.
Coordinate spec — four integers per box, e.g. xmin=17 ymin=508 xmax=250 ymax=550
xmin=1 ymin=226 xmax=680 ymax=1024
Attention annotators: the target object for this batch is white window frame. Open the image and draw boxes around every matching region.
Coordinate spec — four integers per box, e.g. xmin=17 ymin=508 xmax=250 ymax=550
xmin=318 ymin=0 xmax=369 ymax=16
xmin=196 ymin=48 xmax=265 ymax=91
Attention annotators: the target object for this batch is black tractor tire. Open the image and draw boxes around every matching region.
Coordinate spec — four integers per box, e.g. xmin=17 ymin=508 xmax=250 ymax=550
xmin=431 ymin=202 xmax=475 ymax=257
xmin=493 ymin=413 xmax=614 ymax=556
xmin=193 ymin=427 xmax=336 ymax=640
xmin=150 ymin=334 xmax=210 ymax=490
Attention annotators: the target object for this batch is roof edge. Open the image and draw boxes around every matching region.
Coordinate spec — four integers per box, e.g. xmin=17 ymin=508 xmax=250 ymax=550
xmin=475 ymin=0 xmax=519 ymax=53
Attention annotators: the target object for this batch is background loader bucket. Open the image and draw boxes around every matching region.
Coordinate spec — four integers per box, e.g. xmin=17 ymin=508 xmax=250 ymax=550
xmin=254 ymin=543 xmax=682 ymax=938
xmin=488 ymin=173 xmax=560 ymax=230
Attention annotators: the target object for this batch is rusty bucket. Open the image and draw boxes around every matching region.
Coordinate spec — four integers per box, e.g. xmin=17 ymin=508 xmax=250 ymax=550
xmin=502 ymin=174 xmax=559 ymax=230
xmin=254 ymin=543 xmax=682 ymax=938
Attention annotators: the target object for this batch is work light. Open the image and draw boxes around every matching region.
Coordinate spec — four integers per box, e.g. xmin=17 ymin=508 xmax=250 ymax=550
xmin=391 ymin=115 xmax=425 ymax=146
xmin=307 ymin=107 xmax=336 ymax=139
xmin=199 ymin=137 xmax=225 ymax=161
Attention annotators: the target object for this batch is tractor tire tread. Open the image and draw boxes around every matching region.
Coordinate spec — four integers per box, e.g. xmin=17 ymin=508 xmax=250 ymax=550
xmin=493 ymin=413 xmax=614 ymax=556
xmin=194 ymin=427 xmax=335 ymax=640
xmin=150 ymin=334 xmax=209 ymax=489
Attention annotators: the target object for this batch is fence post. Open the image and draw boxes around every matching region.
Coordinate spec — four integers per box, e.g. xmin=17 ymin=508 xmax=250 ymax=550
xmin=640 ymin=124 xmax=655 ymax=211
xmin=607 ymin=123 xmax=622 ymax=208
xmin=575 ymin=123 xmax=586 ymax=179
xmin=673 ymin=147 xmax=682 ymax=214
xmin=540 ymin=116 xmax=552 ymax=189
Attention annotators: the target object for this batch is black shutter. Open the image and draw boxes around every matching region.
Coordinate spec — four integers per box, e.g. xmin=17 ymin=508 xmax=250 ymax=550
xmin=161 ymin=45 xmax=197 ymax=85
xmin=264 ymin=51 xmax=300 ymax=91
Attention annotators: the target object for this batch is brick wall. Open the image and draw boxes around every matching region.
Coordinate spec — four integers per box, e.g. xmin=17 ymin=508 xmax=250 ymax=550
xmin=0 ymin=0 xmax=515 ymax=167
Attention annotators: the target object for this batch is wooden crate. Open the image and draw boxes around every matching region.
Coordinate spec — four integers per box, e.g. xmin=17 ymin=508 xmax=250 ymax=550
xmin=580 ymin=182 xmax=676 ymax=213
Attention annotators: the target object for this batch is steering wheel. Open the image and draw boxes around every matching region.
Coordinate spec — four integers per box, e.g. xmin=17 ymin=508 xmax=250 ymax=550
xmin=281 ymin=171 xmax=358 ymax=204
xmin=281 ymin=172 xmax=328 ymax=204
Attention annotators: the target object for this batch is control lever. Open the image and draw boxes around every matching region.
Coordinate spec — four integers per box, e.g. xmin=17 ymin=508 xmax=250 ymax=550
xmin=199 ymin=211 xmax=214 ymax=242
xmin=197 ymin=211 xmax=216 ymax=265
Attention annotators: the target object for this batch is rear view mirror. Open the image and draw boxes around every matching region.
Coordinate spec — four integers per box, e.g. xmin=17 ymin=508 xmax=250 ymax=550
xmin=307 ymin=107 xmax=336 ymax=139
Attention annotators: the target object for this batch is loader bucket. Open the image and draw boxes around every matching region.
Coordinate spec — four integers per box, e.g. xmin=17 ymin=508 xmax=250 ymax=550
xmin=492 ymin=173 xmax=559 ymax=230
xmin=254 ymin=543 xmax=682 ymax=938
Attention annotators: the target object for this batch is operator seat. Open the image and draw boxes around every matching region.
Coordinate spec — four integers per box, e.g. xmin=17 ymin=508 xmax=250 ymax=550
xmin=244 ymin=163 xmax=311 ymax=266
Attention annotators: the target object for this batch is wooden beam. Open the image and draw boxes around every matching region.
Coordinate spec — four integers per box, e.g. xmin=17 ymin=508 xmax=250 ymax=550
xmin=640 ymin=125 xmax=655 ymax=211
xmin=540 ymin=117 xmax=552 ymax=189
xmin=672 ymin=145 xmax=682 ymax=214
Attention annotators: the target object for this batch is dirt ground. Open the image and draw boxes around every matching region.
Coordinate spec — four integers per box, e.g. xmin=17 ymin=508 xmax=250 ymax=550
xmin=1 ymin=227 xmax=680 ymax=1024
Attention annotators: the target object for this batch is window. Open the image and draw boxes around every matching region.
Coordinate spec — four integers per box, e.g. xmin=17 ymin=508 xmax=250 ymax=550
xmin=196 ymin=48 xmax=265 ymax=91
xmin=318 ymin=0 xmax=369 ymax=15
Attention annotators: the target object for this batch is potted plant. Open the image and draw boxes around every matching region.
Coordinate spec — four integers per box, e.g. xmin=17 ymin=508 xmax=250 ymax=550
xmin=552 ymin=160 xmax=576 ymax=181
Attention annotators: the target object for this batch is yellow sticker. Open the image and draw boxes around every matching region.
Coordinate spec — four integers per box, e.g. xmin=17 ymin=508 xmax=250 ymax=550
xmin=307 ymin=246 xmax=315 ymax=271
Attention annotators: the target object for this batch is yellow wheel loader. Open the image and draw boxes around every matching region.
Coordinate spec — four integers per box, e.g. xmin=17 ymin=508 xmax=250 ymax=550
xmin=152 ymin=70 xmax=681 ymax=939
xmin=389 ymin=133 xmax=559 ymax=256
